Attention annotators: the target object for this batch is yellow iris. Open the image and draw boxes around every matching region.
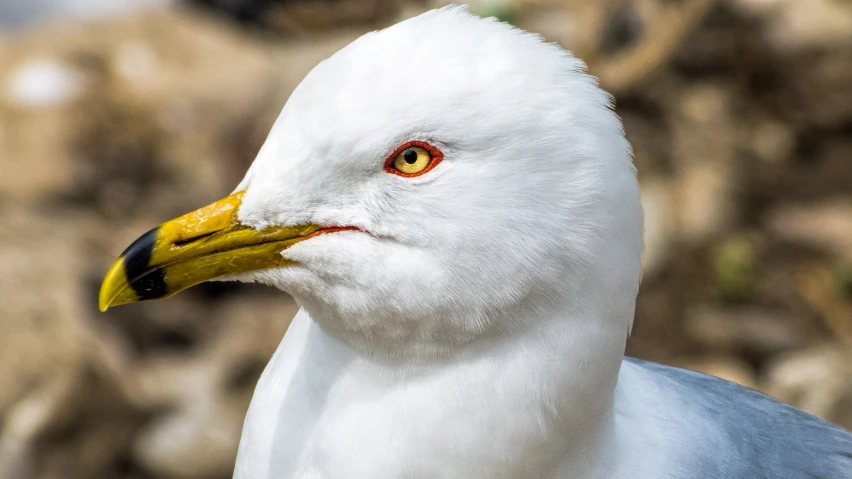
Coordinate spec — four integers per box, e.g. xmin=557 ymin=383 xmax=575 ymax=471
xmin=392 ymin=146 xmax=432 ymax=175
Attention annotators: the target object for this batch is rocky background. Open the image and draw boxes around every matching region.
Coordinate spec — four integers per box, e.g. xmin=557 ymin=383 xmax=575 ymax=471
xmin=0 ymin=0 xmax=850 ymax=477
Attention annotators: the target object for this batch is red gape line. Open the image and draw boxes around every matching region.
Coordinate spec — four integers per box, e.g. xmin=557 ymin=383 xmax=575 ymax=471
xmin=309 ymin=226 xmax=363 ymax=239
xmin=383 ymin=140 xmax=445 ymax=178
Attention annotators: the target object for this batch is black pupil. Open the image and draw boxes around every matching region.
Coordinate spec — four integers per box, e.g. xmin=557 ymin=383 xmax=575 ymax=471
xmin=403 ymin=149 xmax=419 ymax=164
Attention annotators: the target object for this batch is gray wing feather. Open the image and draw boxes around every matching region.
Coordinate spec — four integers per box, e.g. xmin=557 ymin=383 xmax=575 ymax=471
xmin=625 ymin=357 xmax=852 ymax=478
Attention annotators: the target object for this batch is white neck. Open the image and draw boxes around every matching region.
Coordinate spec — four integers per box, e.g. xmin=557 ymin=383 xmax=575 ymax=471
xmin=236 ymin=293 xmax=631 ymax=478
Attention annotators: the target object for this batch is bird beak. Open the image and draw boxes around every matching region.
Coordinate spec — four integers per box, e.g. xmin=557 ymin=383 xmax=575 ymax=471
xmin=98 ymin=191 xmax=325 ymax=311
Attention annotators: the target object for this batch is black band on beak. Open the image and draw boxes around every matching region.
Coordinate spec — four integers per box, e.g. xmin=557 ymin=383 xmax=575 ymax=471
xmin=121 ymin=227 xmax=168 ymax=300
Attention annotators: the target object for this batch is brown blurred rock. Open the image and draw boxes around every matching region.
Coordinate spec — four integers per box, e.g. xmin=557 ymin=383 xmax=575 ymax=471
xmin=265 ymin=0 xmax=400 ymax=32
xmin=684 ymin=305 xmax=806 ymax=355
xmin=639 ymin=178 xmax=676 ymax=275
xmin=767 ymin=199 xmax=852 ymax=262
xmin=747 ymin=119 xmax=794 ymax=165
xmin=796 ymin=264 xmax=852 ymax=344
xmin=0 ymin=207 xmax=90 ymax=413
xmin=0 ymin=8 xmax=362 ymax=218
xmin=188 ymin=0 xmax=402 ymax=32
xmin=712 ymin=234 xmax=760 ymax=301
xmin=762 ymin=344 xmax=852 ymax=430
xmin=132 ymin=357 xmax=243 ymax=479
xmin=131 ymin=296 xmax=296 ymax=478
xmin=733 ymin=0 xmax=852 ymax=50
xmin=513 ymin=0 xmax=715 ymax=94
xmin=0 ymin=207 xmax=144 ymax=479
xmin=672 ymin=84 xmax=738 ymax=242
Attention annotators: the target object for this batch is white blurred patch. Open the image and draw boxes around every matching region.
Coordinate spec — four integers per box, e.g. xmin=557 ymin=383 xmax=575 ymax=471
xmin=5 ymin=59 xmax=84 ymax=108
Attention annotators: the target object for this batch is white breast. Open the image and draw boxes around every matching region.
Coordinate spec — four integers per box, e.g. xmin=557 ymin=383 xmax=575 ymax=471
xmin=233 ymin=309 xmax=624 ymax=479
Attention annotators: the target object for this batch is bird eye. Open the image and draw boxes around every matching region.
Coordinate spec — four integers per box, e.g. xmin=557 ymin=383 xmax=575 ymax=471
xmin=385 ymin=141 xmax=443 ymax=177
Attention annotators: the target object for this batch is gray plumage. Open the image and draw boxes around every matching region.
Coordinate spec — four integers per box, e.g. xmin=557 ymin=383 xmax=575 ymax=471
xmin=623 ymin=358 xmax=852 ymax=478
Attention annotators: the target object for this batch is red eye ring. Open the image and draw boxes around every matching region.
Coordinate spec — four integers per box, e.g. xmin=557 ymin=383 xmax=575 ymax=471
xmin=383 ymin=141 xmax=444 ymax=178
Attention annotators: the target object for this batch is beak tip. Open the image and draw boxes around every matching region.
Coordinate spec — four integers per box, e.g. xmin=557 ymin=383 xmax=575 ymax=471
xmin=98 ymin=280 xmax=113 ymax=312
xmin=99 ymin=257 xmax=130 ymax=313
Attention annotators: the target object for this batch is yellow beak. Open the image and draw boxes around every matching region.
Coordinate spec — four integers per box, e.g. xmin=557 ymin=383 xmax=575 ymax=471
xmin=99 ymin=191 xmax=327 ymax=312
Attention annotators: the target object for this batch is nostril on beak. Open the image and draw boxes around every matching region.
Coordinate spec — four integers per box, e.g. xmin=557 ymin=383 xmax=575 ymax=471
xmin=173 ymin=231 xmax=218 ymax=249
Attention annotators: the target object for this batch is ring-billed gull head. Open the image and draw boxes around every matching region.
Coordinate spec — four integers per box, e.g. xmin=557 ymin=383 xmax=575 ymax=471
xmin=232 ymin=6 xmax=642 ymax=358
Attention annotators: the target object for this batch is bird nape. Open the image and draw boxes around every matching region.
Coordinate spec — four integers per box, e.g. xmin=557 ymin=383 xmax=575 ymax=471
xmin=99 ymin=6 xmax=852 ymax=479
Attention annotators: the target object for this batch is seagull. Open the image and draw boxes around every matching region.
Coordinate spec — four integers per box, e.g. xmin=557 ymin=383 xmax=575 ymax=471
xmin=99 ymin=6 xmax=852 ymax=478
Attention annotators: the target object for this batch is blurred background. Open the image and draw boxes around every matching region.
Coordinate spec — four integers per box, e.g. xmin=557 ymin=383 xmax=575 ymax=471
xmin=0 ymin=0 xmax=851 ymax=477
